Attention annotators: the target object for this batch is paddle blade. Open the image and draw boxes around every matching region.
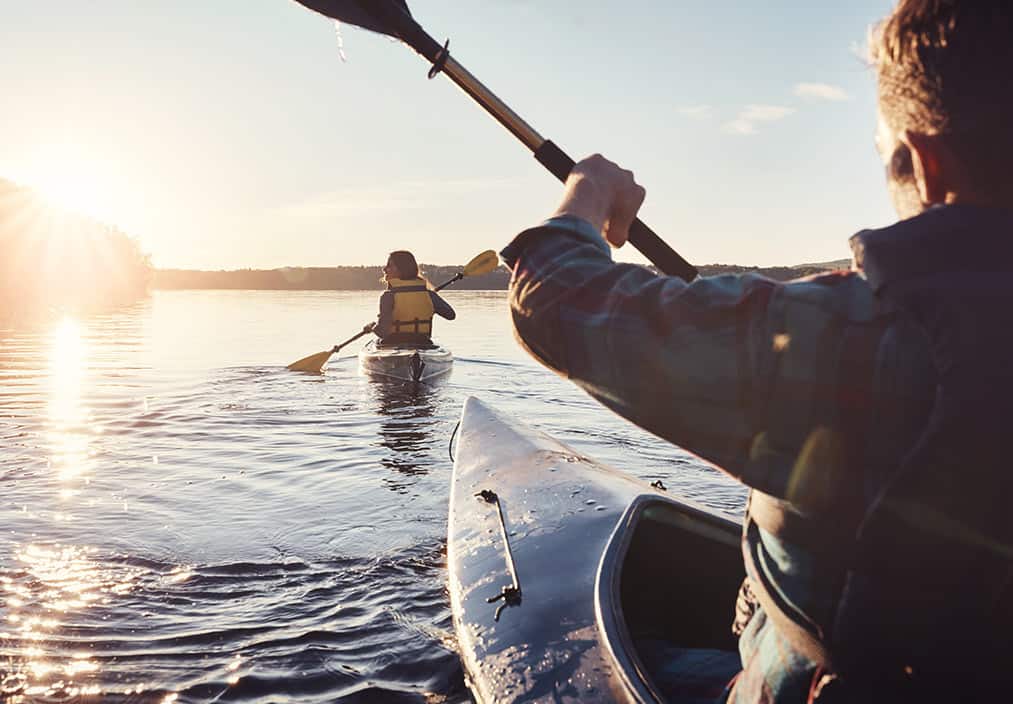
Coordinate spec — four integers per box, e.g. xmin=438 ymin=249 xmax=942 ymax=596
xmin=291 ymin=0 xmax=410 ymax=37
xmin=287 ymin=349 xmax=333 ymax=373
xmin=463 ymin=250 xmax=499 ymax=278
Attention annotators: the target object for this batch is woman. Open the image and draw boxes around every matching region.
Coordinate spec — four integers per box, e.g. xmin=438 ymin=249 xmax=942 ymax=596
xmin=374 ymin=250 xmax=455 ymax=346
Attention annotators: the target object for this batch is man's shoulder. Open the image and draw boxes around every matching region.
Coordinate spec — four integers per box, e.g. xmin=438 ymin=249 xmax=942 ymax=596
xmin=771 ymin=270 xmax=932 ymax=385
xmin=773 ymin=269 xmax=881 ymax=324
xmin=691 ymin=268 xmax=878 ymax=323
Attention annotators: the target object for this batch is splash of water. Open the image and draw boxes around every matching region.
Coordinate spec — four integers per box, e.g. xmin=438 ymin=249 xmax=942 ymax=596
xmin=334 ymin=20 xmax=347 ymax=62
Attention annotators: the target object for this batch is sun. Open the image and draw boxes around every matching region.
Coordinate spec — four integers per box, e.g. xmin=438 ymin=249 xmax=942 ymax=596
xmin=36 ymin=169 xmax=109 ymax=220
xmin=21 ymin=143 xmax=120 ymax=222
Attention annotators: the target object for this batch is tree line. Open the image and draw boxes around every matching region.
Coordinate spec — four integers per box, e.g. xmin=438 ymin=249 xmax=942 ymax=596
xmin=153 ymin=261 xmax=843 ymax=291
xmin=153 ymin=264 xmax=513 ymax=290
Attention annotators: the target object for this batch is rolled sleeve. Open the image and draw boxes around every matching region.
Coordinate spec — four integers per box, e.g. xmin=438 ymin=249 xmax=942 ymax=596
xmin=501 ymin=215 xmax=612 ymax=266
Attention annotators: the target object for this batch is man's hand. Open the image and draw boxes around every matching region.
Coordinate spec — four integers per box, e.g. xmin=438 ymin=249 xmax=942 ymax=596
xmin=551 ymin=154 xmax=646 ymax=248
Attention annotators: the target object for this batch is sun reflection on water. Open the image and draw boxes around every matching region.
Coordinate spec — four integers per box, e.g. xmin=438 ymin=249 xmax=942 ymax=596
xmin=0 ymin=543 xmax=136 ymax=700
xmin=2 ymin=542 xmax=167 ymax=699
xmin=1 ymin=316 xmax=153 ymax=703
xmin=46 ymin=316 xmax=94 ymax=486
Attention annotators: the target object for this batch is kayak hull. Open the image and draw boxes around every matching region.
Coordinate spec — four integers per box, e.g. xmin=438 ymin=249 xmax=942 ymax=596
xmin=358 ymin=340 xmax=453 ymax=382
xmin=448 ymin=397 xmax=744 ymax=703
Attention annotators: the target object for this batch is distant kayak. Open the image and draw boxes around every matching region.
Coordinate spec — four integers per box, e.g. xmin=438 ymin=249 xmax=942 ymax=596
xmin=448 ymin=397 xmax=744 ymax=702
xmin=359 ymin=340 xmax=453 ymax=383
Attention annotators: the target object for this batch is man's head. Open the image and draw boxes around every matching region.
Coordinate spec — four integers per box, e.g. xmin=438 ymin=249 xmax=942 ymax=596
xmin=872 ymin=0 xmax=1013 ymax=218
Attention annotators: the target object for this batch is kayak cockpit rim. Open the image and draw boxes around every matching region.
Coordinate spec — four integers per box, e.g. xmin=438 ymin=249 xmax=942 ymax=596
xmin=595 ymin=494 xmax=742 ymax=702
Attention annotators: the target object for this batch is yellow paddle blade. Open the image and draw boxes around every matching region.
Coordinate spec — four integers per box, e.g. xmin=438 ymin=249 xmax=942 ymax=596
xmin=287 ymin=349 xmax=333 ymax=373
xmin=463 ymin=249 xmax=499 ymax=278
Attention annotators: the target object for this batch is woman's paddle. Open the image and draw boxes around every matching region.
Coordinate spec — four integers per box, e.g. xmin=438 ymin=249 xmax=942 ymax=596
xmin=290 ymin=0 xmax=698 ymax=282
xmin=287 ymin=249 xmax=500 ymax=373
xmin=286 ymin=325 xmax=375 ymax=373
xmin=432 ymin=249 xmax=498 ymax=292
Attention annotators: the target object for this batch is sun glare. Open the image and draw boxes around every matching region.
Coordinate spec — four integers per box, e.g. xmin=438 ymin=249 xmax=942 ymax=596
xmin=21 ymin=143 xmax=120 ymax=222
xmin=37 ymin=171 xmax=108 ymax=221
xmin=34 ymin=165 xmax=113 ymax=222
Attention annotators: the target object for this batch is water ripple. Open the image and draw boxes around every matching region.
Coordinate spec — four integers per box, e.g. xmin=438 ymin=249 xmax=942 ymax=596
xmin=0 ymin=291 xmax=744 ymax=702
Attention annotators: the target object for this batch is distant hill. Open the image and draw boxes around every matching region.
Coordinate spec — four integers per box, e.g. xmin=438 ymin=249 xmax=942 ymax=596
xmin=791 ymin=258 xmax=851 ymax=271
xmin=153 ymin=257 xmax=850 ymax=291
xmin=695 ymin=258 xmax=850 ymax=282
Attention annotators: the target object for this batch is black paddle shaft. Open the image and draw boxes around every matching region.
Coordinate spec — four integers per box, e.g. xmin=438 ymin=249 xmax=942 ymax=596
xmin=531 ymin=141 xmax=697 ymax=281
xmin=333 ymin=325 xmax=373 ymax=352
xmin=434 ymin=273 xmax=462 ymax=292
xmin=293 ymin=0 xmax=698 ymax=280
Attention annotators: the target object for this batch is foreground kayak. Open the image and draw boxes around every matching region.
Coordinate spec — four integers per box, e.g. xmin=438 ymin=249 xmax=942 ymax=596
xmin=358 ymin=340 xmax=453 ymax=382
xmin=448 ymin=397 xmax=745 ymax=703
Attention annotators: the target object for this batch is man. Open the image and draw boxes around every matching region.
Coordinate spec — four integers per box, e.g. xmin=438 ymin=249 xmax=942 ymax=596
xmin=501 ymin=0 xmax=1013 ymax=700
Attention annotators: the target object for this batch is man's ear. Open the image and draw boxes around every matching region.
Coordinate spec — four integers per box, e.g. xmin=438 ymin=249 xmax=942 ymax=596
xmin=903 ymin=130 xmax=948 ymax=205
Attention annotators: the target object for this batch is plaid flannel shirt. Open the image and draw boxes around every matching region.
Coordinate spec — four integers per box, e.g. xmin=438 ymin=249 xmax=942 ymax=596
xmin=501 ymin=216 xmax=936 ymax=702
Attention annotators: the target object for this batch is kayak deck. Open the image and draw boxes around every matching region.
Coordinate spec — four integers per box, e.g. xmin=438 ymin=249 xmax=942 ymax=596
xmin=358 ymin=340 xmax=453 ymax=382
xmin=448 ymin=397 xmax=743 ymax=702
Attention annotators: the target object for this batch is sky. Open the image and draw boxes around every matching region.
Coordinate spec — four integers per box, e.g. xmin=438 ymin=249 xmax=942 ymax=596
xmin=0 ymin=0 xmax=898 ymax=269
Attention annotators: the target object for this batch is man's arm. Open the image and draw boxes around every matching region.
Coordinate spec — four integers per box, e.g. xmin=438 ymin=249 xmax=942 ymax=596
xmin=503 ymin=216 xmax=777 ymax=482
xmin=502 ymin=155 xmax=909 ymax=511
xmin=502 ymin=155 xmax=773 ymax=478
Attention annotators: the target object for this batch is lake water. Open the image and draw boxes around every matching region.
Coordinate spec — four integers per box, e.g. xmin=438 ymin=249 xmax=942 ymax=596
xmin=0 ymin=290 xmax=745 ymax=703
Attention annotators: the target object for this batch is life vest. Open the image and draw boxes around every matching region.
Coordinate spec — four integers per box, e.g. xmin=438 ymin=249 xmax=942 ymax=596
xmin=743 ymin=206 xmax=1013 ymax=700
xmin=387 ymin=277 xmax=434 ymax=339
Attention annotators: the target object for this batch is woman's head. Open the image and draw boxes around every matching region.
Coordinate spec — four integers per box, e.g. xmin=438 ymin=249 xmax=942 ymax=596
xmin=384 ymin=251 xmax=419 ymax=281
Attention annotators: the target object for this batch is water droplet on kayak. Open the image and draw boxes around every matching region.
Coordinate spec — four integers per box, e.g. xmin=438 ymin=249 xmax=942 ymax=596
xmin=333 ymin=21 xmax=348 ymax=62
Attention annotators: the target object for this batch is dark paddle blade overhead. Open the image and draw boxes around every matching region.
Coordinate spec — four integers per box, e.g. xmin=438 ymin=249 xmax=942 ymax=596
xmin=291 ymin=0 xmax=410 ymax=37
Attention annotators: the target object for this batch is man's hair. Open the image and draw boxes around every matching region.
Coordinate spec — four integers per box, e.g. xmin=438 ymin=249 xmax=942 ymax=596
xmin=388 ymin=250 xmax=419 ymax=279
xmin=872 ymin=0 xmax=1013 ymax=191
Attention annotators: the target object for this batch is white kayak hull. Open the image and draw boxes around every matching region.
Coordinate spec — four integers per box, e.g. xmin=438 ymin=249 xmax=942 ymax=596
xmin=448 ymin=397 xmax=744 ymax=702
xmin=358 ymin=340 xmax=453 ymax=382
